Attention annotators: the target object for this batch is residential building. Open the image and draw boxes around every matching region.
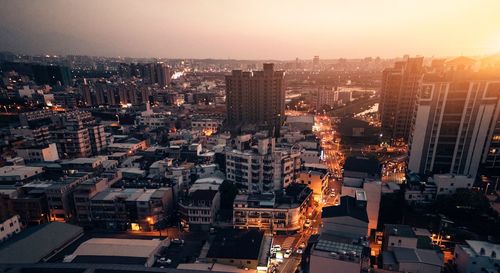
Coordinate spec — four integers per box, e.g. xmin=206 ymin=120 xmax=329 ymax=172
xmin=226 ymin=63 xmax=285 ymax=135
xmin=309 ymin=233 xmax=370 ymax=273
xmin=408 ymin=72 xmax=500 ymax=177
xmin=454 ymin=240 xmax=499 ymax=273
xmin=233 ymin=183 xmax=312 ymax=233
xmin=19 ymin=110 xmax=54 ymax=127
xmin=404 ymin=172 xmax=437 ymax=206
xmin=296 ymin=166 xmax=329 ymax=203
xmin=50 ymin=111 xmax=107 ymax=158
xmin=321 ymin=195 xmax=369 ymax=239
xmin=89 ymin=188 xmax=172 ymax=231
xmin=380 ymin=57 xmax=424 ymax=140
xmin=73 ymin=177 xmax=115 ymax=226
xmin=381 ymin=247 xmax=443 ymax=273
xmin=343 ymin=156 xmax=381 ymax=181
xmin=226 ymin=137 xmax=301 ymax=193
xmin=179 ymin=189 xmax=220 ymax=231
xmin=204 ymin=229 xmax=271 ymax=270
xmin=340 ymin=185 xmax=381 ymax=235
xmin=383 ymin=224 xmax=419 ymax=251
xmin=0 ymin=165 xmax=44 ymax=186
xmin=15 ymin=143 xmax=60 ymax=162
xmin=433 ymin=174 xmax=474 ymax=196
xmin=10 ymin=126 xmax=51 ymax=145
xmin=0 ymin=215 xmax=21 ymax=242
xmin=191 ymin=117 xmax=223 ymax=135
xmin=316 ymin=86 xmax=338 ymax=108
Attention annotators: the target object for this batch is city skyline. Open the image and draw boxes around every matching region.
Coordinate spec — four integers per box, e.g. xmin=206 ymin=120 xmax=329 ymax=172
xmin=1 ymin=0 xmax=500 ymax=60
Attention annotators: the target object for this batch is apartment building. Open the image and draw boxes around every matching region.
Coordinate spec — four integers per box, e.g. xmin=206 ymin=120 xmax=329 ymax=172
xmin=89 ymin=187 xmax=172 ymax=231
xmin=226 ymin=63 xmax=285 ymax=135
xmin=409 ymin=72 xmax=500 ymax=177
xmin=226 ymin=137 xmax=301 ymax=193
xmin=380 ymin=57 xmax=424 ymax=141
xmin=233 ymin=183 xmax=312 ymax=233
xmin=15 ymin=143 xmax=59 ymax=162
xmin=179 ymin=189 xmax=220 ymax=231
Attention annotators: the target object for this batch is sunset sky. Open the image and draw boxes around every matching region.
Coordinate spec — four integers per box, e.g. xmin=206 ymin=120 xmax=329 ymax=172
xmin=1 ymin=0 xmax=499 ymax=59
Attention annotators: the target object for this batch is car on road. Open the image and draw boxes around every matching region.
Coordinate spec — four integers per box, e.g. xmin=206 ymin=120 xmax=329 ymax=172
xmin=171 ymin=238 xmax=184 ymax=245
xmin=284 ymin=249 xmax=292 ymax=258
xmin=304 ymin=219 xmax=312 ymax=228
xmin=296 ymin=246 xmax=304 ymax=254
xmin=271 ymin=245 xmax=281 ymax=253
xmin=157 ymin=257 xmax=172 ymax=265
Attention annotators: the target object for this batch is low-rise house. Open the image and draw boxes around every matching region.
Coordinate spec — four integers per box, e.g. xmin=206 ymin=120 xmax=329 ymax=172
xmin=0 ymin=165 xmax=44 ymax=186
xmin=321 ymin=195 xmax=369 ymax=239
xmin=454 ymin=240 xmax=499 ymax=273
xmin=381 ymin=247 xmax=443 ymax=273
xmin=15 ymin=143 xmax=60 ymax=162
xmin=296 ymin=164 xmax=329 ymax=203
xmin=0 ymin=215 xmax=22 ymax=242
xmin=343 ymin=156 xmax=381 ymax=180
xmin=179 ymin=189 xmax=220 ymax=231
xmin=433 ymin=174 xmax=474 ymax=196
xmin=309 ymin=233 xmax=371 ymax=273
xmin=204 ymin=229 xmax=271 ymax=270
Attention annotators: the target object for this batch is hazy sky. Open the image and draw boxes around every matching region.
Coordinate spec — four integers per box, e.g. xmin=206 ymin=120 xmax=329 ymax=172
xmin=1 ymin=0 xmax=500 ymax=59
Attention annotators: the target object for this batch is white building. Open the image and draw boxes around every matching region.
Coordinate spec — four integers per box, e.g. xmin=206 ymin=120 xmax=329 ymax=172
xmin=454 ymin=240 xmax=499 ymax=273
xmin=433 ymin=174 xmax=474 ymax=196
xmin=409 ymin=79 xmax=500 ymax=177
xmin=226 ymin=138 xmax=301 ymax=193
xmin=0 ymin=215 xmax=22 ymax=242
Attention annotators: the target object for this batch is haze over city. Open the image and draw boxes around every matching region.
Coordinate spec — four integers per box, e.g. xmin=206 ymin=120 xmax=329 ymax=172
xmin=1 ymin=0 xmax=500 ymax=59
xmin=1 ymin=1 xmax=500 ymax=273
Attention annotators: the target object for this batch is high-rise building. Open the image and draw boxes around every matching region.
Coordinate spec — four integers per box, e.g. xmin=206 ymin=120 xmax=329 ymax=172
xmin=313 ymin=56 xmax=320 ymax=71
xmin=32 ymin=64 xmax=72 ymax=87
xmin=316 ymin=87 xmax=338 ymax=108
xmin=154 ymin=62 xmax=172 ymax=87
xmin=408 ymin=70 xmax=500 ymax=177
xmin=225 ymin=63 xmax=285 ymax=135
xmin=380 ymin=57 xmax=424 ymax=141
xmin=50 ymin=111 xmax=107 ymax=158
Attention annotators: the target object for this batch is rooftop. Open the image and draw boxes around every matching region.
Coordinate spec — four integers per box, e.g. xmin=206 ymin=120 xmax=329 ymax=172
xmin=66 ymin=238 xmax=163 ymax=263
xmin=464 ymin=240 xmax=500 ymax=257
xmin=91 ymin=188 xmax=168 ymax=202
xmin=391 ymin=247 xmax=443 ymax=267
xmin=384 ymin=224 xmax=416 ymax=238
xmin=0 ymin=222 xmax=83 ymax=264
xmin=322 ymin=196 xmax=368 ymax=223
xmin=343 ymin=156 xmax=380 ymax=176
xmin=207 ymin=229 xmax=264 ymax=260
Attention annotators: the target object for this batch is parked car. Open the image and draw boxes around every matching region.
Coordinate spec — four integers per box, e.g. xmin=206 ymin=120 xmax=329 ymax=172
xmin=272 ymin=244 xmax=281 ymax=253
xmin=171 ymin=238 xmax=184 ymax=245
